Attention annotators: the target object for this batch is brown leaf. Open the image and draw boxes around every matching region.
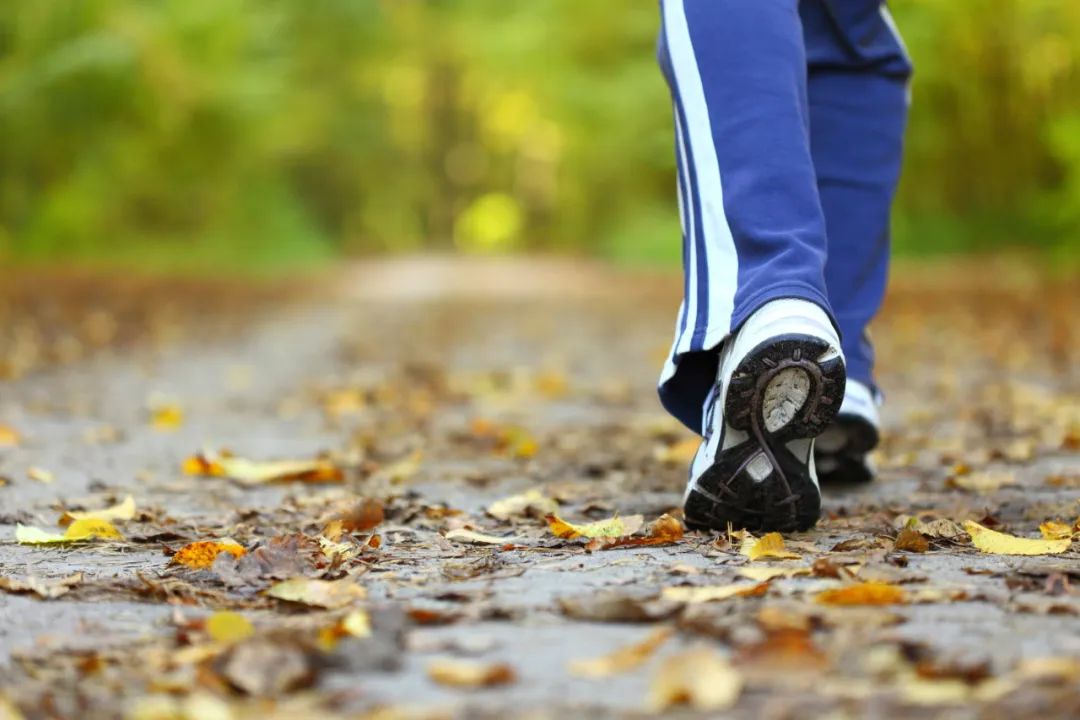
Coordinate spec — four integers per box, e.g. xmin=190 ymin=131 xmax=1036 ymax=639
xmin=0 ymin=573 xmax=83 ymax=599
xmin=335 ymin=498 xmax=384 ymax=533
xmin=894 ymin=528 xmax=930 ymax=553
xmin=736 ymin=628 xmax=827 ymax=672
xmin=559 ymin=590 xmax=680 ymax=623
xmin=219 ymin=639 xmax=313 ymax=696
xmin=588 ymin=513 xmax=684 ymax=550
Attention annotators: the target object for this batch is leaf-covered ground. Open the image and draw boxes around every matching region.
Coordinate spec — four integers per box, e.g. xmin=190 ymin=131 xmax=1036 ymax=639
xmin=1 ymin=257 xmax=1078 ymax=720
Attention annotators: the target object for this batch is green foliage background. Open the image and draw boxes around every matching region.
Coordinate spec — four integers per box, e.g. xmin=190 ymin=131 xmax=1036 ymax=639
xmin=1 ymin=0 xmax=1078 ymax=272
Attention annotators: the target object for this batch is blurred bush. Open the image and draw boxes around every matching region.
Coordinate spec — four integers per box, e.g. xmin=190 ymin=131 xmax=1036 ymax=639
xmin=0 ymin=0 xmax=1077 ymax=271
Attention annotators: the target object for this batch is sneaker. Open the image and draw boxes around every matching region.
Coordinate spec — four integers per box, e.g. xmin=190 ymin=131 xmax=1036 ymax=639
xmin=814 ymin=380 xmax=880 ymax=485
xmin=683 ymin=299 xmax=846 ymax=532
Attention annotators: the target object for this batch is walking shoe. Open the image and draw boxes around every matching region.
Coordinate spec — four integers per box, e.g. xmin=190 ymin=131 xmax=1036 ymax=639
xmin=683 ymin=299 xmax=846 ymax=532
xmin=814 ymin=380 xmax=880 ymax=485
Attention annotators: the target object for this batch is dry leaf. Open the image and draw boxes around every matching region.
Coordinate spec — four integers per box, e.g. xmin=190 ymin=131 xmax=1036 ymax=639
xmin=59 ymin=495 xmax=136 ymax=527
xmin=445 ymin=528 xmax=518 ymax=545
xmin=737 ymin=628 xmax=827 ymax=672
xmin=965 ymin=520 xmax=1071 ymax=556
xmin=0 ymin=573 xmax=83 ymax=599
xmin=590 ymin=513 xmax=685 ymax=550
xmin=649 ymin=646 xmax=742 ymax=711
xmin=0 ymin=425 xmax=21 ymax=447
xmin=428 ymin=660 xmax=516 ymax=688
xmin=894 ymin=528 xmax=930 ymax=553
xmin=816 ymin=581 xmax=908 ymax=606
xmin=741 ymin=532 xmax=800 ymax=561
xmin=486 ymin=489 xmax=558 ymax=521
xmin=654 ymin=437 xmax=699 ymax=465
xmin=317 ymin=609 xmax=372 ymax=651
xmin=1039 ymin=520 xmax=1078 ymax=542
xmin=334 ymin=498 xmax=384 ymax=533
xmin=16 ymin=518 xmax=122 ymax=544
xmin=266 ymin=577 xmax=367 ymax=608
xmin=662 ymin=582 xmax=769 ymax=604
xmin=172 ymin=540 xmax=246 ymax=569
xmin=946 ymin=471 xmax=1016 ymax=492
xmin=206 ymin=611 xmax=254 ymax=644
xmin=27 ymin=467 xmax=53 ymax=484
xmin=150 ymin=404 xmax=184 ymax=431
xmin=183 ymin=450 xmax=343 ymax=485
xmin=739 ymin=566 xmax=810 ymax=582
xmin=545 ymin=513 xmax=643 ymax=540
xmin=568 ymin=627 xmax=673 ymax=678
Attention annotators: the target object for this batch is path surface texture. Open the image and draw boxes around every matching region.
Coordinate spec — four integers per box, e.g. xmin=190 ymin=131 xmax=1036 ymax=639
xmin=1 ymin=257 xmax=1078 ymax=720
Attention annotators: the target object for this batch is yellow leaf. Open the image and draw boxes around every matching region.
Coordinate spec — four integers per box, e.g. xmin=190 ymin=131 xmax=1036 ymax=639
xmin=1039 ymin=520 xmax=1077 ymax=542
xmin=662 ymin=582 xmax=770 ymax=604
xmin=738 ymin=565 xmax=810 ymax=582
xmin=60 ymin=495 xmax=136 ymax=526
xmin=486 ymin=489 xmax=558 ymax=520
xmin=428 ymin=660 xmax=516 ymax=688
xmin=0 ymin=425 xmax=21 ymax=448
xmin=740 ymin=532 xmax=800 ymax=561
xmin=816 ymin=581 xmax=908 ymax=606
xmin=27 ymin=467 xmax=53 ymax=484
xmin=654 ymin=437 xmax=700 ymax=465
xmin=205 ymin=611 xmax=253 ymax=644
xmin=946 ymin=471 xmax=1016 ymax=492
xmin=545 ymin=513 xmax=644 ymax=540
xmin=0 ymin=693 xmax=25 ymax=720
xmin=649 ymin=646 xmax=742 ymax=711
xmin=317 ymin=609 xmax=372 ymax=651
xmin=266 ymin=577 xmax=366 ymax=609
xmin=171 ymin=540 xmax=246 ymax=569
xmin=965 ymin=520 xmax=1071 ymax=556
xmin=182 ymin=450 xmax=343 ymax=485
xmin=150 ymin=404 xmax=184 ymax=431
xmin=16 ymin=518 xmax=122 ymax=544
xmin=445 ymin=528 xmax=517 ymax=545
xmin=568 ymin=627 xmax=673 ymax=678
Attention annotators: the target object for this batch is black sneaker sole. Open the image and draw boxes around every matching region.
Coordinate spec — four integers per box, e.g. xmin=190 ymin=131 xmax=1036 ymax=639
xmin=684 ymin=334 xmax=846 ymax=533
xmin=816 ymin=415 xmax=879 ymax=485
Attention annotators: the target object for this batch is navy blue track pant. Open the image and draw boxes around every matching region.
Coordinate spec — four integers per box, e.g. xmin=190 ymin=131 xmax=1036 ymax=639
xmin=656 ymin=0 xmax=913 ymax=433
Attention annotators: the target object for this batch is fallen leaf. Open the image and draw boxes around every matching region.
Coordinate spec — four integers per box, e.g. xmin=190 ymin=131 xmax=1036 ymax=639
xmin=545 ymin=513 xmax=644 ymax=540
xmin=965 ymin=520 xmax=1071 ymax=556
xmin=183 ymin=450 xmax=343 ymax=485
xmin=568 ymin=627 xmax=673 ymax=678
xmin=16 ymin=518 xmax=122 ymax=544
xmin=486 ymin=489 xmax=558 ymax=521
xmin=27 ymin=467 xmax=53 ymax=484
xmin=589 ymin=513 xmax=685 ymax=550
xmin=1039 ymin=520 xmax=1078 ymax=542
xmin=428 ymin=660 xmax=516 ymax=688
xmin=206 ymin=611 xmax=254 ymax=644
xmin=654 ymin=437 xmax=699 ymax=465
xmin=894 ymin=528 xmax=930 ymax=553
xmin=172 ymin=540 xmax=246 ymax=570
xmin=0 ymin=425 xmax=21 ymax=447
xmin=738 ymin=566 xmax=810 ymax=582
xmin=335 ymin=498 xmax=384 ymax=533
xmin=649 ymin=646 xmax=742 ymax=711
xmin=445 ymin=528 xmax=518 ymax=545
xmin=317 ymin=609 xmax=372 ymax=651
xmin=946 ymin=471 xmax=1016 ymax=492
xmin=150 ymin=403 xmax=184 ymax=431
xmin=59 ymin=495 xmax=136 ymax=526
xmin=0 ymin=573 xmax=83 ymax=599
xmin=741 ymin=532 xmax=800 ymax=561
xmin=266 ymin=577 xmax=366 ymax=609
xmin=737 ymin=628 xmax=827 ymax=672
xmin=662 ymin=582 xmax=770 ymax=604
xmin=816 ymin=581 xmax=908 ymax=606
xmin=559 ymin=590 xmax=680 ymax=622
xmin=220 ymin=639 xmax=313 ymax=696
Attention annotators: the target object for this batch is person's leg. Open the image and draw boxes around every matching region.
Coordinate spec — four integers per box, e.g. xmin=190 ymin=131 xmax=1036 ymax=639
xmin=803 ymin=0 xmax=912 ymax=397
xmin=656 ymin=0 xmax=835 ymax=435
xmin=801 ymin=0 xmax=912 ymax=482
xmin=656 ymin=0 xmax=847 ymax=531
